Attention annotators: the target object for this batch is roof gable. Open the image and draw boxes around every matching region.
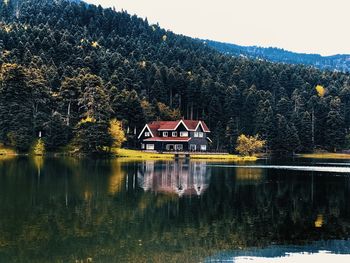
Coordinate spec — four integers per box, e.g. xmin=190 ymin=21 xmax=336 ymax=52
xmin=137 ymin=124 xmax=155 ymax=139
xmin=139 ymin=120 xmax=210 ymax=138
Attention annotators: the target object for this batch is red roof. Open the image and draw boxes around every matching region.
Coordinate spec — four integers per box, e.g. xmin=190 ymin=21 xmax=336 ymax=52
xmin=150 ymin=120 xmax=210 ymax=132
xmin=143 ymin=137 xmax=191 ymax=142
xmin=138 ymin=119 xmax=210 ymax=139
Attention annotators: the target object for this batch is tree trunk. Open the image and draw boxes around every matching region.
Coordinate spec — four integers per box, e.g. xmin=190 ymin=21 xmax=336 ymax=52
xmin=67 ymin=101 xmax=71 ymax=126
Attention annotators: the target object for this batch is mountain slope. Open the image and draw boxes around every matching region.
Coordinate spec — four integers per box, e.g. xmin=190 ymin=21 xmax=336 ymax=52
xmin=0 ymin=0 xmax=350 ymax=154
xmin=206 ymin=40 xmax=350 ymax=72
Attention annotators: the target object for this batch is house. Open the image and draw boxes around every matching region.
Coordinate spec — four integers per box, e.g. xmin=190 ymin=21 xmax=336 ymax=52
xmin=137 ymin=119 xmax=211 ymax=152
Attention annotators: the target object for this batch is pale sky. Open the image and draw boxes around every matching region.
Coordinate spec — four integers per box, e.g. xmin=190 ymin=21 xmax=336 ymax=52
xmin=85 ymin=0 xmax=350 ymax=56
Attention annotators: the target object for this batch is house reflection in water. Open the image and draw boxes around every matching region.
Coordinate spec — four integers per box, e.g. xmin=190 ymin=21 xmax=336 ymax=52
xmin=138 ymin=160 xmax=211 ymax=197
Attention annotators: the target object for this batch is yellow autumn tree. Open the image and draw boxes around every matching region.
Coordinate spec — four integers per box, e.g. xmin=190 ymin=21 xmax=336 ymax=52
xmin=78 ymin=116 xmax=96 ymax=125
xmin=315 ymin=85 xmax=326 ymax=97
xmin=235 ymin=134 xmax=265 ymax=156
xmin=33 ymin=138 xmax=45 ymax=156
xmin=109 ymin=119 xmax=126 ymax=149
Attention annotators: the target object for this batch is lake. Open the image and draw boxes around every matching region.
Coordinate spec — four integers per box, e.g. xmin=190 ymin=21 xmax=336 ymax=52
xmin=0 ymin=157 xmax=350 ymax=262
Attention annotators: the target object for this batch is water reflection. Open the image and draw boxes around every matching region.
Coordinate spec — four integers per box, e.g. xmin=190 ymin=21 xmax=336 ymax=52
xmin=138 ymin=160 xmax=210 ymax=196
xmin=0 ymin=157 xmax=350 ymax=262
xmin=235 ymin=166 xmax=264 ymax=184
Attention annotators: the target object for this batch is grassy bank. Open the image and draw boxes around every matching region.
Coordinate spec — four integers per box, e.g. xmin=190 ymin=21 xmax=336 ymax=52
xmin=298 ymin=153 xmax=350 ymax=159
xmin=114 ymin=149 xmax=174 ymax=160
xmin=190 ymin=154 xmax=257 ymax=161
xmin=114 ymin=149 xmax=257 ymax=161
xmin=0 ymin=145 xmax=16 ymax=156
xmin=0 ymin=145 xmax=17 ymax=160
xmin=0 ymin=146 xmax=258 ymax=161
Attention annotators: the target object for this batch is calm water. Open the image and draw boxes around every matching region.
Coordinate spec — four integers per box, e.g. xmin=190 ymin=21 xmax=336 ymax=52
xmin=0 ymin=157 xmax=350 ymax=262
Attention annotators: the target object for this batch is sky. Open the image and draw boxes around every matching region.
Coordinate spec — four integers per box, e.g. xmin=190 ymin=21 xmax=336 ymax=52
xmin=84 ymin=0 xmax=350 ymax=56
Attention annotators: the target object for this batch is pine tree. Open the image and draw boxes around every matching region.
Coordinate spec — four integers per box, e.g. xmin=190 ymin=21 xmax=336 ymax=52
xmin=44 ymin=111 xmax=69 ymax=151
xmin=287 ymin=123 xmax=301 ymax=154
xmin=75 ymin=74 xmax=112 ymax=154
xmin=263 ymin=106 xmax=275 ymax=152
xmin=273 ymin=114 xmax=290 ymax=155
xmin=276 ymin=98 xmax=292 ymax=119
xmin=27 ymin=67 xmax=51 ymax=136
xmin=299 ymin=111 xmax=313 ymax=152
xmin=225 ymin=118 xmax=239 ymax=153
xmin=325 ymin=97 xmax=345 ymax=152
xmin=59 ymin=76 xmax=82 ymax=128
xmin=0 ymin=64 xmax=34 ymax=152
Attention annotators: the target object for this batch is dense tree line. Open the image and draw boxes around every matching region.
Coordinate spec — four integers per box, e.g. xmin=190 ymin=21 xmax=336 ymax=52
xmin=1 ymin=0 xmax=350 ymax=154
xmin=207 ymin=40 xmax=350 ymax=73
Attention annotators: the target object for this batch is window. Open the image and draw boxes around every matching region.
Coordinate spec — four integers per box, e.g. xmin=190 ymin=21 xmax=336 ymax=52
xmin=194 ymin=132 xmax=199 ymax=137
xmin=180 ymin=131 xmax=188 ymax=137
xmin=166 ymin=144 xmax=174 ymax=151
xmin=200 ymin=145 xmax=207 ymax=151
xmin=163 ymin=132 xmax=168 ymax=137
xmin=145 ymin=131 xmax=150 ymax=137
xmin=190 ymin=144 xmax=196 ymax=151
xmin=198 ymin=132 xmax=204 ymax=138
xmin=172 ymin=131 xmax=177 ymax=137
xmin=175 ymin=144 xmax=183 ymax=151
xmin=141 ymin=143 xmax=145 ymax=149
xmin=146 ymin=144 xmax=155 ymax=150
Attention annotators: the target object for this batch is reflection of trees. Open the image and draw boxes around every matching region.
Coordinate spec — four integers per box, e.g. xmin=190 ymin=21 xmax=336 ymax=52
xmin=138 ymin=160 xmax=211 ymax=197
xmin=0 ymin=159 xmax=350 ymax=262
xmin=235 ymin=167 xmax=264 ymax=183
xmin=108 ymin=160 xmax=125 ymax=195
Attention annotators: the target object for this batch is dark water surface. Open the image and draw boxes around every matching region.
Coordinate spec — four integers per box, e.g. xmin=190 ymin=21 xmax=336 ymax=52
xmin=0 ymin=157 xmax=350 ymax=262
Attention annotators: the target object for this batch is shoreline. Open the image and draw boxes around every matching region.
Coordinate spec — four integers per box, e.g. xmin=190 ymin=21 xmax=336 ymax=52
xmin=114 ymin=149 xmax=258 ymax=161
xmin=297 ymin=153 xmax=350 ymax=159
xmin=6 ymin=148 xmax=350 ymax=161
xmin=0 ymin=148 xmax=258 ymax=161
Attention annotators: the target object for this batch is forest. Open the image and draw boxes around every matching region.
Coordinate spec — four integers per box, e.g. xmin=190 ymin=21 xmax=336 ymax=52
xmin=207 ymin=40 xmax=350 ymax=73
xmin=1 ymin=0 xmax=350 ymax=154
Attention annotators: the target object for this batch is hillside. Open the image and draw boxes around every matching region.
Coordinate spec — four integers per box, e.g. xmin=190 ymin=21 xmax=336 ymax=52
xmin=207 ymin=40 xmax=350 ymax=72
xmin=1 ymin=0 xmax=350 ymax=154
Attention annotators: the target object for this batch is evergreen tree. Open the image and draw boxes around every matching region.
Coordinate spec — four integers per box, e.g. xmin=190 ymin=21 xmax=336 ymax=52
xmin=273 ymin=115 xmax=290 ymax=155
xmin=263 ymin=106 xmax=276 ymax=152
xmin=44 ymin=111 xmax=69 ymax=151
xmin=299 ymin=111 xmax=313 ymax=152
xmin=75 ymin=74 xmax=112 ymax=153
xmin=325 ymin=97 xmax=345 ymax=152
xmin=0 ymin=64 xmax=34 ymax=151
xmin=276 ymin=98 xmax=292 ymax=119
xmin=225 ymin=118 xmax=239 ymax=153
xmin=59 ymin=76 xmax=82 ymax=128
xmin=287 ymin=123 xmax=301 ymax=154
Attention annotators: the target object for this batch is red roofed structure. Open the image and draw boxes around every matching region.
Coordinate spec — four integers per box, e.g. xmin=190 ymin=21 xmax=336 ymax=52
xmin=138 ymin=120 xmax=211 ymax=151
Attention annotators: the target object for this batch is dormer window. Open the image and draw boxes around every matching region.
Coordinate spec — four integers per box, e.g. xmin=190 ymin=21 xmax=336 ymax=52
xmin=163 ymin=132 xmax=168 ymax=137
xmin=145 ymin=131 xmax=150 ymax=137
xmin=194 ymin=132 xmax=204 ymax=137
xmin=198 ymin=132 xmax=204 ymax=137
xmin=172 ymin=132 xmax=177 ymax=137
xmin=180 ymin=131 xmax=188 ymax=137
